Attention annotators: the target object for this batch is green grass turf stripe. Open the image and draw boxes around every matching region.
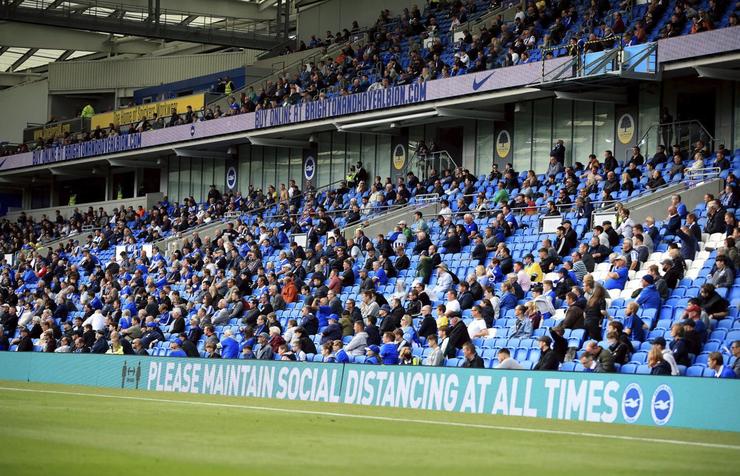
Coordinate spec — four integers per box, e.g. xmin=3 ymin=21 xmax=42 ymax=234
xmin=1 ymin=385 xmax=738 ymax=451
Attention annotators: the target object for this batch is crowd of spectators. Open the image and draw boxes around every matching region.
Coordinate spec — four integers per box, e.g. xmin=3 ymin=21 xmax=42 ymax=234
xmin=9 ymin=0 xmax=738 ymax=157
xmin=1 ymin=135 xmax=738 ymax=379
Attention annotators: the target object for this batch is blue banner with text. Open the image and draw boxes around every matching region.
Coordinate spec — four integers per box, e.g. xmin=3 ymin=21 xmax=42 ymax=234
xmin=0 ymin=353 xmax=737 ymax=432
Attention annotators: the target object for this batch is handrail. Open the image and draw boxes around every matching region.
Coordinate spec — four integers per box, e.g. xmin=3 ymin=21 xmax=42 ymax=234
xmin=155 ymin=177 xmax=347 ymax=249
xmin=635 ymin=120 xmax=715 ymax=151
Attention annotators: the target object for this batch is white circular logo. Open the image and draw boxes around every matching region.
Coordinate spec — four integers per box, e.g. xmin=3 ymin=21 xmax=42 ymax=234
xmin=226 ymin=166 xmax=237 ymax=190
xmin=650 ymin=384 xmax=674 ymax=426
xmin=621 ymin=383 xmax=643 ymax=424
xmin=304 ymin=155 xmax=316 ymax=181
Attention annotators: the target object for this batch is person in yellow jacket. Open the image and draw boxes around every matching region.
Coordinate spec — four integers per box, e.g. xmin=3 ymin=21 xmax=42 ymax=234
xmin=80 ymin=104 xmax=95 ymax=118
xmin=224 ymin=77 xmax=233 ymax=95
xmin=523 ymin=253 xmax=543 ymax=282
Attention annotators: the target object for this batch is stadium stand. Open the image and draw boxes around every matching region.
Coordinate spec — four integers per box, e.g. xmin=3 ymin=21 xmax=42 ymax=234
xmin=0 ymin=0 xmax=739 ymax=382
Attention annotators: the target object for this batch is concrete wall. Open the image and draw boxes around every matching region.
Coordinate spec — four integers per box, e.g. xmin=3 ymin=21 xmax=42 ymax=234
xmin=0 ymin=79 xmax=49 ymax=143
xmin=297 ymin=0 xmax=414 ymax=42
xmin=5 ymin=192 xmax=163 ymax=223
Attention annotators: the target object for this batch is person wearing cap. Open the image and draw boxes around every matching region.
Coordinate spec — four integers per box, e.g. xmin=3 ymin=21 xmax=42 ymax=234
xmin=635 ymin=274 xmax=661 ymax=310
xmin=431 ymin=263 xmax=454 ymax=301
xmin=661 ymin=258 xmax=682 ymax=290
xmin=91 ymin=329 xmax=109 ymax=354
xmin=255 ymin=332 xmax=274 ymax=360
xmin=604 ymin=254 xmax=629 ymax=290
xmin=12 ymin=326 xmax=33 ymax=352
xmin=168 ymin=338 xmax=187 ymax=358
xmin=445 ymin=314 xmax=471 ymax=358
xmin=320 ymin=315 xmax=342 ymax=345
xmin=650 ymin=336 xmax=679 ymax=375
xmin=364 ymin=345 xmax=380 ymax=365
xmin=533 ymin=335 xmax=559 ymax=371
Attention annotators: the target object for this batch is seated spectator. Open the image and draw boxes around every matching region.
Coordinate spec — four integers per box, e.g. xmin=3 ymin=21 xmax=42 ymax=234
xmin=707 ymin=352 xmax=736 ymax=378
xmin=623 ymin=301 xmax=648 ymax=342
xmin=604 ymin=255 xmax=629 ymax=290
xmin=647 ymin=346 xmax=672 ymax=375
xmin=496 ymin=348 xmax=523 ymax=370
xmin=533 ymin=336 xmax=559 ymax=371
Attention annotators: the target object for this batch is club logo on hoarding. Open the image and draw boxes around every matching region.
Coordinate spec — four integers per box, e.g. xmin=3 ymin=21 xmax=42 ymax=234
xmin=393 ymin=144 xmax=406 ymax=170
xmin=304 ymin=155 xmax=316 ymax=181
xmin=226 ymin=166 xmax=237 ymax=190
xmin=190 ymin=124 xmax=196 ymax=137
xmin=121 ymin=361 xmax=142 ymax=389
xmin=621 ymin=383 xmax=643 ymax=423
xmin=496 ymin=130 xmax=511 ymax=158
xmin=650 ymin=384 xmax=674 ymax=426
xmin=617 ymin=114 xmax=635 ymax=145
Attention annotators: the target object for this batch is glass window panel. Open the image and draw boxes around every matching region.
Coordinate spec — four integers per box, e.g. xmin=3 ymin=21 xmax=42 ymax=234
xmin=238 ymin=147 xmax=251 ymax=197
xmin=179 ymin=157 xmax=190 ymax=202
xmin=251 ymin=148 xmax=263 ymax=191
xmin=361 ymin=135 xmax=376 ymax=178
xmin=532 ymin=99 xmax=553 ymax=173
xmin=572 ymin=102 xmax=594 ymax=167
xmin=475 ymin=120 xmax=494 ymax=176
xmin=638 ymin=83 xmax=660 ymax=145
xmin=316 ymin=132 xmax=332 ymax=188
xmin=594 ymin=103 xmax=615 ymax=163
xmin=553 ymin=99 xmax=573 ymax=165
xmin=513 ymin=101 xmax=532 ymax=171
xmin=167 ymin=157 xmax=179 ymax=203
xmin=330 ymin=132 xmax=347 ymax=186
xmin=276 ymin=148 xmax=290 ymax=190
xmin=188 ymin=158 xmax=200 ymax=202
xmin=213 ymin=160 xmax=225 ymax=198
xmin=346 ymin=133 xmax=361 ymax=182
xmin=290 ymin=148 xmax=302 ymax=185
xmin=262 ymin=147 xmax=276 ymax=191
xmin=376 ymin=134 xmax=392 ymax=183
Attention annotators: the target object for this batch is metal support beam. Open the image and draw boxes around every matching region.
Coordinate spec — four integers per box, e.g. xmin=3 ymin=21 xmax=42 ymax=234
xmin=69 ymin=0 xmax=278 ymax=20
xmin=1 ymin=8 xmax=284 ymax=50
xmin=0 ymin=23 xmax=161 ymax=54
xmin=435 ymin=107 xmax=505 ymax=121
xmin=172 ymin=149 xmax=231 ymax=159
xmin=0 ymin=70 xmax=44 ymax=87
xmin=554 ymin=90 xmax=628 ymax=104
xmin=7 ymin=47 xmax=37 ymax=72
xmin=246 ymin=137 xmax=309 ymax=148
xmin=694 ymin=66 xmax=740 ymax=81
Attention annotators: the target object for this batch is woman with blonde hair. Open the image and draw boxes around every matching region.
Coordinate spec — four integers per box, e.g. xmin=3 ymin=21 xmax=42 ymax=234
xmin=647 ymin=346 xmax=671 ymax=375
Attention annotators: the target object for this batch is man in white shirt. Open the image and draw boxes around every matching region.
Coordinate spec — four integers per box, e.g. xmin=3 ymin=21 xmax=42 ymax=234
xmin=651 ymin=337 xmax=679 ymax=376
xmin=432 ymin=264 xmax=453 ymax=301
xmin=467 ymin=306 xmax=490 ymax=339
xmin=444 ymin=289 xmax=461 ymax=317
xmin=84 ymin=309 xmax=106 ymax=332
xmin=513 ymin=261 xmax=531 ymax=293
xmin=496 ymin=348 xmax=523 ymax=370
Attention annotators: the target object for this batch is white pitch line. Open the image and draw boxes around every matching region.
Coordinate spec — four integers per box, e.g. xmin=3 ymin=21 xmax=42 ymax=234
xmin=1 ymin=386 xmax=738 ymax=451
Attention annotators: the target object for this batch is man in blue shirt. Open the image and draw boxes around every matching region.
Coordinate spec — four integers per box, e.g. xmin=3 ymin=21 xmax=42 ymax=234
xmin=365 ymin=345 xmax=380 ymax=364
xmin=379 ymin=331 xmax=399 ymax=365
xmin=636 ymin=274 xmax=661 ymax=310
xmin=604 ymin=255 xmax=629 ymax=290
xmin=623 ymin=301 xmax=648 ymax=342
xmin=332 ymin=340 xmax=349 ymax=363
xmin=220 ymin=329 xmax=239 ymax=359
xmin=169 ymin=339 xmax=187 ymax=357
xmin=708 ymin=352 xmax=736 ymax=378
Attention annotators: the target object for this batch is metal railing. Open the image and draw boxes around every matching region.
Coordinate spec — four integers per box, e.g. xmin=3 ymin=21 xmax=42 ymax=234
xmin=636 ymin=120 xmax=716 ymax=157
xmin=410 ymin=149 xmax=458 ymax=184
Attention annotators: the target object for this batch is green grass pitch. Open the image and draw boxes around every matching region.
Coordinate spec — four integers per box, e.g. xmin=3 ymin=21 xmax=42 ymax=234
xmin=0 ymin=380 xmax=738 ymax=475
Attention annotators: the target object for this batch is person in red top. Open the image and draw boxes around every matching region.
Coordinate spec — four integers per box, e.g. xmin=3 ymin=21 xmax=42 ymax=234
xmin=281 ymin=276 xmax=298 ymax=303
xmin=327 ymin=268 xmax=342 ymax=294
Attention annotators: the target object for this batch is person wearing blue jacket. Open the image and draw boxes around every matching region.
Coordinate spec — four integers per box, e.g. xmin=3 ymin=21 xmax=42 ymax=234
xmin=379 ymin=332 xmax=399 ymax=365
xmin=708 ymin=352 xmax=736 ymax=378
xmin=636 ymin=274 xmax=661 ymax=310
xmin=220 ymin=330 xmax=239 ymax=359
xmin=675 ymin=226 xmax=698 ymax=260
xmin=332 ymin=341 xmax=349 ymax=363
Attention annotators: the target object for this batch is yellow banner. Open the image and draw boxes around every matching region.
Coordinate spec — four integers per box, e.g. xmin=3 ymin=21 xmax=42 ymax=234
xmin=91 ymin=93 xmax=206 ymax=129
xmin=33 ymin=122 xmax=71 ymax=142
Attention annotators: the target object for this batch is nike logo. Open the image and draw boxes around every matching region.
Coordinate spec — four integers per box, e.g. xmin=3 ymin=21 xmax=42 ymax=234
xmin=0 ymin=158 xmax=6 ymax=170
xmin=472 ymin=72 xmax=495 ymax=90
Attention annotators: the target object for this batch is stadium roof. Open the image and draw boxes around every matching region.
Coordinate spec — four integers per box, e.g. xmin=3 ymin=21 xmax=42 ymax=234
xmin=0 ymin=0 xmax=291 ymax=73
